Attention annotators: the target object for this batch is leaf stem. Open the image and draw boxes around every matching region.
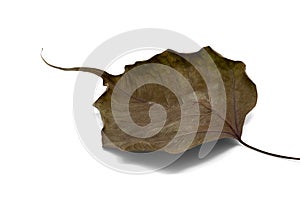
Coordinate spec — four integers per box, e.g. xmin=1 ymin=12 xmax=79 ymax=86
xmin=237 ymin=136 xmax=300 ymax=160
xmin=40 ymin=48 xmax=114 ymax=85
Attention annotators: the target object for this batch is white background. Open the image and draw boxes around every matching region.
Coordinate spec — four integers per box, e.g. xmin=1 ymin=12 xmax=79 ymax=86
xmin=1 ymin=0 xmax=300 ymax=199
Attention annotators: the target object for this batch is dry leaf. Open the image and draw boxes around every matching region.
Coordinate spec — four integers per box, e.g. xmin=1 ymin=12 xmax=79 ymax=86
xmin=42 ymin=46 xmax=300 ymax=160
xmin=94 ymin=46 xmax=257 ymax=153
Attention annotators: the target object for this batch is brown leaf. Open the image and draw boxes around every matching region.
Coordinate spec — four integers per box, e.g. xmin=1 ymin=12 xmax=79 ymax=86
xmin=94 ymin=46 xmax=257 ymax=153
xmin=43 ymin=47 xmax=300 ymax=160
xmin=42 ymin=46 xmax=257 ymax=154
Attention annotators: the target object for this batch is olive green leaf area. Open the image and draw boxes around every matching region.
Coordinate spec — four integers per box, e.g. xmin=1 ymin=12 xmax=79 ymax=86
xmin=93 ymin=46 xmax=257 ymax=153
xmin=43 ymin=47 xmax=300 ymax=160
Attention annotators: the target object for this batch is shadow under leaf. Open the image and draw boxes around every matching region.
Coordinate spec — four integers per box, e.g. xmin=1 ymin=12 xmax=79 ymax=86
xmin=103 ymin=138 xmax=239 ymax=173
xmin=161 ymin=138 xmax=239 ymax=173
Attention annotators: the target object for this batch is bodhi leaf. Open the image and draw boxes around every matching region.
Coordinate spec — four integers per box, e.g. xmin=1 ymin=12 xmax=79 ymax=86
xmin=43 ymin=47 xmax=256 ymax=153
xmin=95 ymin=47 xmax=257 ymax=154
xmin=42 ymin=46 xmax=300 ymax=160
